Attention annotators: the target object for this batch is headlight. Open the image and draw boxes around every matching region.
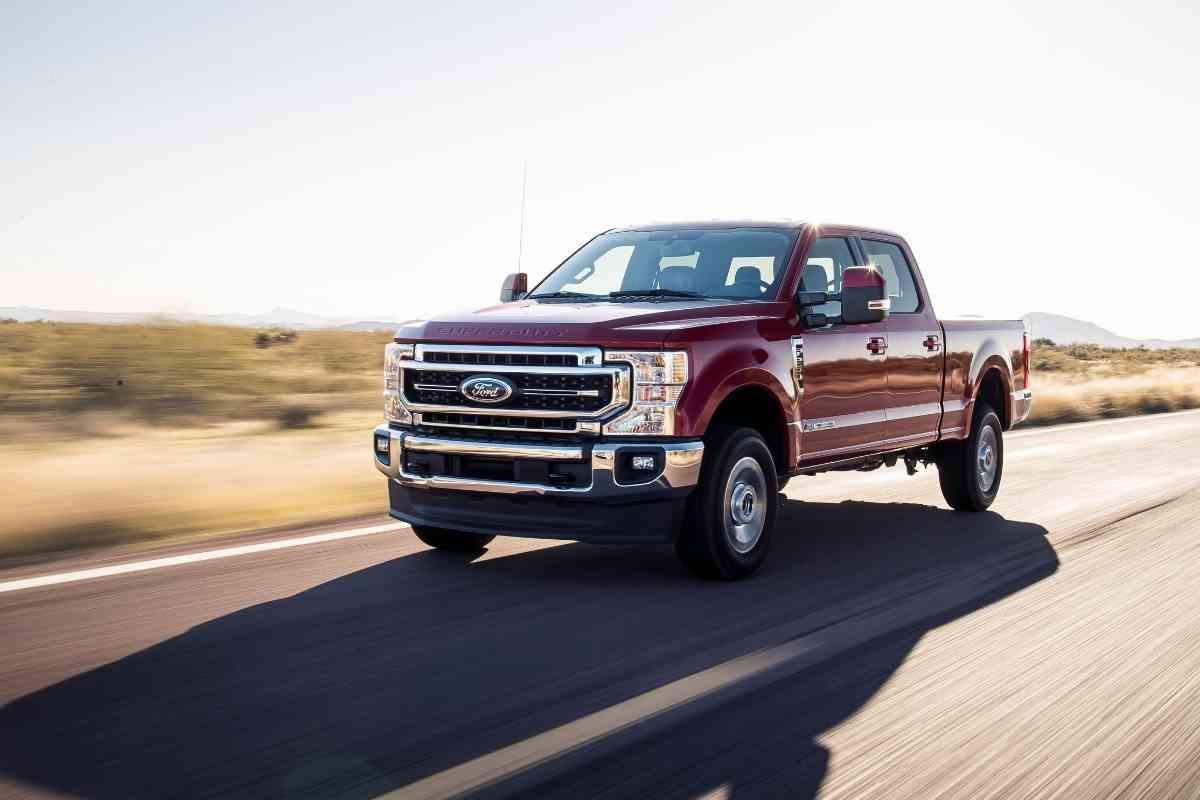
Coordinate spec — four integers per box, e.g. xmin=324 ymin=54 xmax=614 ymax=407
xmin=603 ymin=351 xmax=688 ymax=435
xmin=383 ymin=342 xmax=414 ymax=423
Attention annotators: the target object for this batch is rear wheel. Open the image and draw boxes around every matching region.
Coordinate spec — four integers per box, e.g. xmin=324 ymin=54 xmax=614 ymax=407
xmin=676 ymin=426 xmax=779 ymax=580
xmin=411 ymin=524 xmax=495 ymax=552
xmin=936 ymin=403 xmax=1003 ymax=511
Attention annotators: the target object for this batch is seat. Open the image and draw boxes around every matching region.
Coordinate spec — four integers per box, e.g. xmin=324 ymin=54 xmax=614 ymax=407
xmin=801 ymin=263 xmax=830 ymax=293
xmin=656 ymin=266 xmax=697 ymax=293
xmin=729 ymin=265 xmax=765 ymax=297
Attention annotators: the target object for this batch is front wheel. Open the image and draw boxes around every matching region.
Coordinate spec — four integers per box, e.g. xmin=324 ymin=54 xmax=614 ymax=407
xmin=936 ymin=403 xmax=1004 ymax=511
xmin=676 ymin=426 xmax=779 ymax=580
xmin=411 ymin=524 xmax=495 ymax=552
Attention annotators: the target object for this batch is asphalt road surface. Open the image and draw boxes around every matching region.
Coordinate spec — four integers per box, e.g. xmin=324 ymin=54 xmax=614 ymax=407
xmin=3 ymin=410 xmax=1200 ymax=800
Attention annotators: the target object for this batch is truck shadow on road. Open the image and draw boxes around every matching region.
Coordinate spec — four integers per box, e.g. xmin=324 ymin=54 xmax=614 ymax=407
xmin=0 ymin=499 xmax=1057 ymax=799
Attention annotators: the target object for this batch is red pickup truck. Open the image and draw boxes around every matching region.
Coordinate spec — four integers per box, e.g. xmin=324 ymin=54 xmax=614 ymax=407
xmin=374 ymin=221 xmax=1032 ymax=579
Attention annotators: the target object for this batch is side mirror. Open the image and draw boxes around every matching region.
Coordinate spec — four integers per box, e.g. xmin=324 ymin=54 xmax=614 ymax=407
xmin=500 ymin=272 xmax=528 ymax=302
xmin=839 ymin=266 xmax=890 ymax=324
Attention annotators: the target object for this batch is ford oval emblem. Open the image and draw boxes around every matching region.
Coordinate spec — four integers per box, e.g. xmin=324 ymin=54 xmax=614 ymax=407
xmin=460 ymin=375 xmax=514 ymax=404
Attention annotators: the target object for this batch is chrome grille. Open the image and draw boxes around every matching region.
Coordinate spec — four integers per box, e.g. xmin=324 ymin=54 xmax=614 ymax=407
xmin=422 ymin=350 xmax=579 ymax=367
xmin=398 ymin=345 xmax=630 ymax=430
xmin=403 ymin=369 xmax=612 ymax=412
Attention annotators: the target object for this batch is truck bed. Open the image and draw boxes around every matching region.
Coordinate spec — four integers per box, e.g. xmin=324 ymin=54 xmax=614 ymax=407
xmin=939 ymin=317 xmax=1031 ymax=439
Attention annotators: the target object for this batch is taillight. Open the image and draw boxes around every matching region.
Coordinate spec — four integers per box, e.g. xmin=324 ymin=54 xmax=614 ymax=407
xmin=1022 ymin=330 xmax=1031 ymax=389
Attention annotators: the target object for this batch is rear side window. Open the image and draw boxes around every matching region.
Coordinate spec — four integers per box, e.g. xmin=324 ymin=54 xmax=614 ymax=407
xmin=861 ymin=239 xmax=920 ymax=313
xmin=801 ymin=236 xmax=858 ymax=317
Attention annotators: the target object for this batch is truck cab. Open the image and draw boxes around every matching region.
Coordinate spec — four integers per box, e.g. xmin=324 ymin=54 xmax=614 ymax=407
xmin=374 ymin=221 xmax=1032 ymax=579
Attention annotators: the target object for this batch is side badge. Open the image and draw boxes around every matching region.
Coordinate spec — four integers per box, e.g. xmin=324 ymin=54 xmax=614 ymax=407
xmin=790 ymin=336 xmax=804 ymax=396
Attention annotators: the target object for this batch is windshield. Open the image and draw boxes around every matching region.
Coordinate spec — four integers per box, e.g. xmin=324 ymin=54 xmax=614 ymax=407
xmin=528 ymin=227 xmax=798 ymax=301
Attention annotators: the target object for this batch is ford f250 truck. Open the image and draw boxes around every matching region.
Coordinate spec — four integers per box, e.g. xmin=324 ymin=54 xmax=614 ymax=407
xmin=374 ymin=221 xmax=1032 ymax=579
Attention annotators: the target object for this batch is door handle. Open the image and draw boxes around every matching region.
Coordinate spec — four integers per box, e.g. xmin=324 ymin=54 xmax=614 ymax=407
xmin=923 ymin=334 xmax=941 ymax=352
xmin=867 ymin=336 xmax=887 ymax=355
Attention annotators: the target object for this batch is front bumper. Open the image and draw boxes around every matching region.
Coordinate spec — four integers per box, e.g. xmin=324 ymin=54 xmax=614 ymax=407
xmin=372 ymin=425 xmax=704 ymax=543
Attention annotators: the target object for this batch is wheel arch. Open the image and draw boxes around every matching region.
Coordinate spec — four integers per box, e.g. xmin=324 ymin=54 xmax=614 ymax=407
xmin=968 ymin=362 xmax=1012 ymax=432
xmin=699 ymin=378 xmax=792 ymax=476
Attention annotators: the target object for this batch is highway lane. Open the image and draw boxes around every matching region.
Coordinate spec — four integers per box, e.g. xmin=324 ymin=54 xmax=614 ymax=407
xmin=2 ymin=410 xmax=1200 ymax=799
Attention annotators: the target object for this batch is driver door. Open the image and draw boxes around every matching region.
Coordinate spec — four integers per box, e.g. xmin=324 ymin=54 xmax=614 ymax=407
xmin=794 ymin=234 xmax=890 ymax=465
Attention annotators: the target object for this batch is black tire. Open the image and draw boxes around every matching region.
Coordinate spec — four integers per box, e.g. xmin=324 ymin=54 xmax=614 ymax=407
xmin=676 ymin=426 xmax=779 ymax=580
xmin=936 ymin=403 xmax=1004 ymax=511
xmin=411 ymin=524 xmax=495 ymax=552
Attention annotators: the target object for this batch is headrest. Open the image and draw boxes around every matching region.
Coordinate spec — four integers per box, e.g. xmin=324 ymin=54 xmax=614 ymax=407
xmin=733 ymin=266 xmax=762 ymax=285
xmin=657 ymin=266 xmax=696 ymax=293
xmin=801 ymin=263 xmax=829 ymax=293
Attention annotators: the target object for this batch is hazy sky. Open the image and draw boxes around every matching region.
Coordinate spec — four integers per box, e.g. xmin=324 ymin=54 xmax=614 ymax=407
xmin=3 ymin=0 xmax=1199 ymax=338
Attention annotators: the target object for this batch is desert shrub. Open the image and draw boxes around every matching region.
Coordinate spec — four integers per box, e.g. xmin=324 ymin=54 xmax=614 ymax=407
xmin=277 ymin=405 xmax=316 ymax=429
xmin=1095 ymin=395 xmax=1122 ymax=418
xmin=254 ymin=329 xmax=298 ymax=348
xmin=1135 ymin=395 xmax=1174 ymax=415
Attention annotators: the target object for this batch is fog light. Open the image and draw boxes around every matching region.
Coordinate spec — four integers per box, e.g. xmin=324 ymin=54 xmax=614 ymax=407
xmin=631 ymin=455 xmax=656 ymax=471
xmin=375 ymin=435 xmax=390 ymax=454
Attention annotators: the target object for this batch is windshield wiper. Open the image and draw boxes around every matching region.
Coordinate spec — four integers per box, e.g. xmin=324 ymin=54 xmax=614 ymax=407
xmin=528 ymin=291 xmax=607 ymax=301
xmin=608 ymin=288 xmax=710 ymax=300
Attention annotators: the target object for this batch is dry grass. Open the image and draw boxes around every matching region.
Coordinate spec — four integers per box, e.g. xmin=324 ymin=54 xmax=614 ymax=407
xmin=1024 ymin=342 xmax=1200 ymax=426
xmin=0 ymin=321 xmax=394 ymax=562
xmin=0 ymin=323 xmax=1197 ymax=562
xmin=1029 ymin=340 xmax=1200 ymax=377
xmin=0 ymin=414 xmax=386 ymax=562
xmin=0 ymin=321 xmax=392 ymax=434
xmin=1027 ymin=369 xmax=1200 ymax=426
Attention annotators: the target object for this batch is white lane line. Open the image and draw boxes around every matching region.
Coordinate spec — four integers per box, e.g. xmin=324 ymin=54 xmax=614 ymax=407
xmin=0 ymin=522 xmax=407 ymax=595
xmin=1008 ymin=408 xmax=1200 ymax=439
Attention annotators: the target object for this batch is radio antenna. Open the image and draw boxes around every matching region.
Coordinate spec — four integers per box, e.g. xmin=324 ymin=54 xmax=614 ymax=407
xmin=516 ymin=162 xmax=527 ymax=273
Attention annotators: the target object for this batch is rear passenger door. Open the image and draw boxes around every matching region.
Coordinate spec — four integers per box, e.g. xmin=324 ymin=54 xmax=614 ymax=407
xmin=794 ymin=234 xmax=890 ymax=464
xmin=862 ymin=236 xmax=944 ymax=447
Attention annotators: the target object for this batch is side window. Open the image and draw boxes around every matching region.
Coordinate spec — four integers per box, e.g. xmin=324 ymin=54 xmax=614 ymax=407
xmin=861 ymin=239 xmax=920 ymax=313
xmin=801 ymin=237 xmax=857 ymax=317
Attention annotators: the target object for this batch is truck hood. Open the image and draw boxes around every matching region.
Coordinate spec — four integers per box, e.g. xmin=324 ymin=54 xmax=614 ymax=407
xmin=395 ymin=298 xmax=787 ymax=348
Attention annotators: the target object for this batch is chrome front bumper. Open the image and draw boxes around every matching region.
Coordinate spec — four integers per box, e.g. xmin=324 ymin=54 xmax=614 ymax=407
xmin=372 ymin=425 xmax=704 ymax=499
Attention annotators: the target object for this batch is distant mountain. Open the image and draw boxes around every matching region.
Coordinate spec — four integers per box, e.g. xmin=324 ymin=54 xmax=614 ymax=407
xmin=1023 ymin=312 xmax=1200 ymax=349
xmin=0 ymin=306 xmax=403 ymax=331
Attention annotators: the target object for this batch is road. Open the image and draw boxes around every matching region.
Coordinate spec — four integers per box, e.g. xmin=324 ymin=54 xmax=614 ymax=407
xmin=2 ymin=410 xmax=1200 ymax=800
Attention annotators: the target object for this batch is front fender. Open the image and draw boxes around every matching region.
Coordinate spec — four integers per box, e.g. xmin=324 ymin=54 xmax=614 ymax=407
xmin=675 ymin=341 xmax=796 ymax=462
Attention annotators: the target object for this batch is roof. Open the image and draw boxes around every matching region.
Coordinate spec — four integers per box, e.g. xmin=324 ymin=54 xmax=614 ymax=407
xmin=611 ymin=219 xmax=805 ymax=233
xmin=607 ymin=220 xmax=906 ymax=239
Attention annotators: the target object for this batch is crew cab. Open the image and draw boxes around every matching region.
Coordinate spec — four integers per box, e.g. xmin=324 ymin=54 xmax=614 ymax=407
xmin=373 ymin=221 xmax=1032 ymax=579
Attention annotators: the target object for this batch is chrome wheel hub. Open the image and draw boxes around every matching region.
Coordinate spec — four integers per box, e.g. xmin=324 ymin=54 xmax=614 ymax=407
xmin=724 ymin=456 xmax=767 ymax=554
xmin=976 ymin=426 xmax=998 ymax=493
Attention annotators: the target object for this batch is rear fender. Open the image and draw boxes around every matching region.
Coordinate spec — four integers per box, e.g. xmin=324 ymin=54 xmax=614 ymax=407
xmin=960 ymin=339 xmax=1013 ymax=434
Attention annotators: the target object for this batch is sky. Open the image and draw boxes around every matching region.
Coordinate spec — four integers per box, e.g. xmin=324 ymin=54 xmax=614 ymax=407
xmin=2 ymin=0 xmax=1199 ymax=339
